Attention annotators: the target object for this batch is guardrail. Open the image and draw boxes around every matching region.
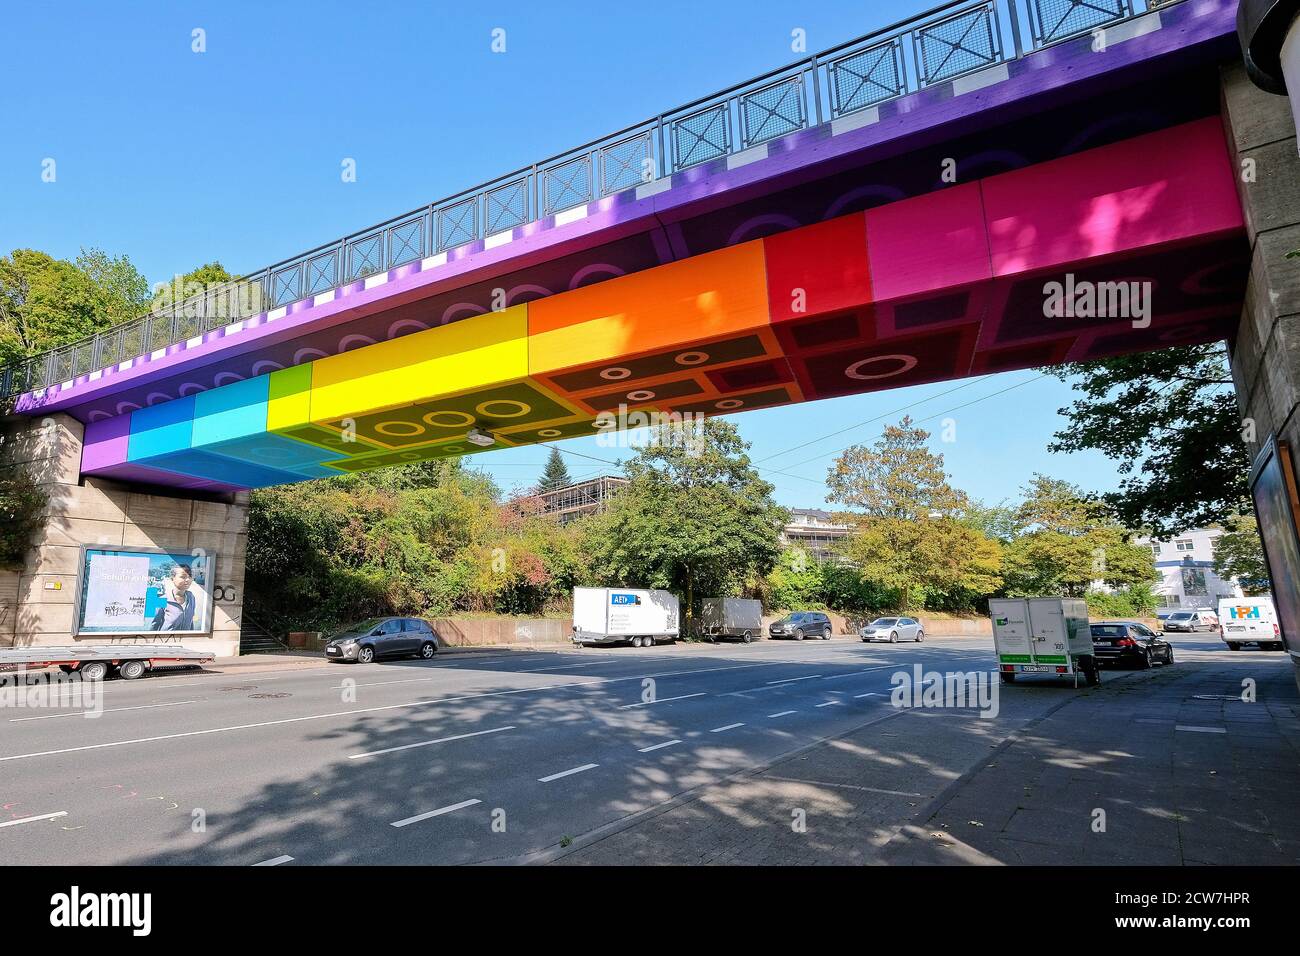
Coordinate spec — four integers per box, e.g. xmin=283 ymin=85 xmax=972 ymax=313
xmin=0 ymin=0 xmax=1182 ymax=400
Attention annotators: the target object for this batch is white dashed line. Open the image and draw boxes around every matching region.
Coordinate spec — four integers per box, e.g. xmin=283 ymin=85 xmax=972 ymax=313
xmin=252 ymin=855 xmax=294 ymax=866
xmin=710 ymin=722 xmax=745 ymax=733
xmin=638 ymin=739 xmax=682 ymax=753
xmin=348 ymin=726 xmax=515 ymax=759
xmin=766 ymin=675 xmax=821 ymax=684
xmin=619 ymin=693 xmax=705 ymax=709
xmin=1175 ymin=725 xmax=1226 ymax=734
xmin=767 ymin=710 xmax=797 ymax=718
xmin=815 ymin=700 xmax=845 ymax=707
xmin=9 ymin=699 xmax=205 ymax=722
xmin=854 ymin=692 xmax=881 ymax=698
xmin=391 ymin=798 xmax=482 ymax=828
xmin=539 ymin=763 xmax=599 ymax=783
xmin=0 ymin=811 xmax=67 ymax=829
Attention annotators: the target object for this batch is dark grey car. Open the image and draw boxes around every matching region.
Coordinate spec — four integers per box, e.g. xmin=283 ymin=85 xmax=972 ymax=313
xmin=768 ymin=611 xmax=832 ymax=641
xmin=324 ymin=617 xmax=439 ymax=663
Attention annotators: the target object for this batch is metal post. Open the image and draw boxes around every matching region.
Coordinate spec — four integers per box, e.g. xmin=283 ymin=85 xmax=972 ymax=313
xmin=810 ymin=55 xmax=824 ymax=126
xmin=1007 ymin=0 xmax=1025 ymax=57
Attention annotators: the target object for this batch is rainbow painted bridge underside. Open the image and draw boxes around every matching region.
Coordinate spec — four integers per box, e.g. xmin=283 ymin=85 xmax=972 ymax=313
xmin=80 ymin=119 xmax=1248 ymax=491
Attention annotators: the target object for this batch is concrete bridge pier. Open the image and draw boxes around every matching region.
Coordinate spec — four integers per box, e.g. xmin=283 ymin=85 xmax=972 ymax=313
xmin=1222 ymin=56 xmax=1300 ymax=691
xmin=0 ymin=412 xmax=248 ymax=656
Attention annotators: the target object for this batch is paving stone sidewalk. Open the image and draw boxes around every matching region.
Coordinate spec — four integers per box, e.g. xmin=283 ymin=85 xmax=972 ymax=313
xmin=552 ymin=655 xmax=1300 ymax=865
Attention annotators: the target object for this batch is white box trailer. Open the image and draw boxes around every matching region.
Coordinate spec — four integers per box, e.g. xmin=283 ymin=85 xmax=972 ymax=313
xmin=700 ymin=598 xmax=763 ymax=643
xmin=1218 ymin=596 xmax=1284 ymax=650
xmin=989 ymin=597 xmax=1097 ymax=686
xmin=572 ymin=588 xmax=680 ymax=647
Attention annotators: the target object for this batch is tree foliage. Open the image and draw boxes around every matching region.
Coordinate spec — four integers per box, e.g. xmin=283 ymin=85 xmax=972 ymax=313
xmin=0 ymin=468 xmax=47 ymax=571
xmin=536 ymin=447 xmax=571 ymax=492
xmin=826 ymin=415 xmax=968 ymax=519
xmin=1046 ymin=344 xmax=1249 ymax=536
xmin=581 ymin=420 xmax=786 ymax=619
xmin=1213 ymin=514 xmax=1271 ymax=593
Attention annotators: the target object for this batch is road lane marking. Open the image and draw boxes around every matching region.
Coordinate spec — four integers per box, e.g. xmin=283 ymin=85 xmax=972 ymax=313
xmin=9 ymin=699 xmax=205 ymax=722
xmin=710 ymin=722 xmax=745 ymax=733
xmin=638 ymin=739 xmax=682 ymax=753
xmin=767 ymin=710 xmax=796 ymax=718
xmin=391 ymin=798 xmax=481 ymax=828
xmin=349 ymin=726 xmax=515 ymax=759
xmin=619 ymin=693 xmax=705 ymax=709
xmin=766 ymin=675 xmax=821 ymax=684
xmin=815 ymin=700 xmax=845 ymax=707
xmin=1175 ymin=725 xmax=1226 ymax=734
xmin=539 ymin=763 xmax=599 ymax=783
xmin=819 ymin=666 xmax=896 ymax=681
xmin=0 ymin=811 xmax=67 ymax=829
xmin=854 ymin=692 xmax=881 ymax=698
xmin=252 ymin=855 xmax=294 ymax=866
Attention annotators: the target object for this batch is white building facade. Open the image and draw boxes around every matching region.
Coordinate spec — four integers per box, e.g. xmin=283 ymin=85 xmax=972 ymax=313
xmin=1136 ymin=527 xmax=1243 ymax=608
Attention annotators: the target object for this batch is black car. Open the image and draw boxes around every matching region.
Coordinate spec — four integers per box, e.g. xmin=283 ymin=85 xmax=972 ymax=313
xmin=1090 ymin=621 xmax=1174 ymax=669
xmin=323 ymin=617 xmax=439 ymax=663
xmin=768 ymin=611 xmax=832 ymax=641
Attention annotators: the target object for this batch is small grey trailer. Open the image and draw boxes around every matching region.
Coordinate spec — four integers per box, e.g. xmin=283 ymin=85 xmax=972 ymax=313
xmin=0 ymin=645 xmax=215 ymax=681
xmin=700 ymin=598 xmax=763 ymax=643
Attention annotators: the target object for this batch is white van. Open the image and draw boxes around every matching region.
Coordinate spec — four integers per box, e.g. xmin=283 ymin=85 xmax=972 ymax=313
xmin=1217 ymin=597 xmax=1284 ymax=650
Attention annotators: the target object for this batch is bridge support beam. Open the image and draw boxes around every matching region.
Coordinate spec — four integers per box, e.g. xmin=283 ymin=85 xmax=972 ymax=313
xmin=1222 ymin=62 xmax=1300 ymax=689
xmin=0 ymin=412 xmax=248 ymax=656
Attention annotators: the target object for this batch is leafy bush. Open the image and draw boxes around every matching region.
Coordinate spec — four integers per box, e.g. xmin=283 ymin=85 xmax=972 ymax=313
xmin=0 ymin=468 xmax=46 ymax=571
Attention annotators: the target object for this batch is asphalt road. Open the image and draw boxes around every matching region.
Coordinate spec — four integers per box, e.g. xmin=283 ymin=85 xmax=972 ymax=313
xmin=0 ymin=632 xmax=1243 ymax=865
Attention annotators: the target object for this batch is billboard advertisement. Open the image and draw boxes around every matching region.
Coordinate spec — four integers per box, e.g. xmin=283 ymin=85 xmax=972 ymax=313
xmin=75 ymin=547 xmax=215 ymax=636
xmin=1250 ymin=438 xmax=1300 ymax=649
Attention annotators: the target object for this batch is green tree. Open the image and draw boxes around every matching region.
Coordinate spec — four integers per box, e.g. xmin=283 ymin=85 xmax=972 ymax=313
xmin=826 ymin=415 xmax=968 ymax=519
xmin=1001 ymin=475 xmax=1156 ymax=598
xmin=0 ymin=248 xmax=148 ymax=365
xmin=0 ymin=467 xmax=47 ymax=571
xmin=840 ymin=517 xmax=1003 ymax=612
xmin=151 ymin=262 xmax=236 ymax=312
xmin=1046 ymin=344 xmax=1249 ymax=536
xmin=581 ymin=420 xmax=786 ymax=622
xmin=1213 ymin=514 xmax=1271 ymax=594
xmin=764 ymin=547 xmax=825 ymax=611
xmin=536 ymin=447 xmax=572 ymax=492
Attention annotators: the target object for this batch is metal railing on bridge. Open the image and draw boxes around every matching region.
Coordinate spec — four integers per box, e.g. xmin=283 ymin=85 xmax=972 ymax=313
xmin=0 ymin=0 xmax=1186 ymax=400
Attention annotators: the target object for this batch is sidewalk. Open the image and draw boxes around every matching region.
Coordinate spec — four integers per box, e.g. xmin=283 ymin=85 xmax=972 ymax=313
xmin=550 ymin=656 xmax=1300 ymax=865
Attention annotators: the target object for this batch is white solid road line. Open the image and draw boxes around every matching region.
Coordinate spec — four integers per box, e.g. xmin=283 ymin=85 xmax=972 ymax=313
xmin=348 ymin=726 xmax=515 ymax=759
xmin=710 ymin=722 xmax=745 ymax=733
xmin=0 ymin=811 xmax=67 ymax=829
xmin=767 ymin=710 xmax=797 ymax=718
xmin=819 ymin=666 xmax=897 ymax=681
xmin=9 ymin=699 xmax=205 ymax=722
xmin=619 ymin=692 xmax=706 ymax=709
xmin=252 ymin=855 xmax=294 ymax=866
xmin=766 ymin=675 xmax=822 ymax=684
xmin=854 ymin=692 xmax=882 ymax=698
xmin=539 ymin=763 xmax=599 ymax=783
xmin=815 ymin=700 xmax=845 ymax=707
xmin=638 ymin=739 xmax=682 ymax=752
xmin=1175 ymin=725 xmax=1227 ymax=734
xmin=391 ymin=798 xmax=482 ymax=828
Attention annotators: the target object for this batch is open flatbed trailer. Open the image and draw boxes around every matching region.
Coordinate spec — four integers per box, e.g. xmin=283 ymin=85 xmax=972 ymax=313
xmin=0 ymin=645 xmax=215 ymax=681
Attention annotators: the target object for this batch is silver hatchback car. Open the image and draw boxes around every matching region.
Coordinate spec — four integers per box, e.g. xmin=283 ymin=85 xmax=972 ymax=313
xmin=860 ymin=617 xmax=924 ymax=643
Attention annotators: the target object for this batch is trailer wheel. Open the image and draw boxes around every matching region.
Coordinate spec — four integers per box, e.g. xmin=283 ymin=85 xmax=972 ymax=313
xmin=118 ymin=660 xmax=146 ymax=681
xmin=79 ymin=660 xmax=109 ymax=682
xmin=58 ymin=665 xmax=75 ymax=674
xmin=1000 ymin=671 xmax=1015 ymax=684
xmin=1082 ymin=657 xmax=1100 ymax=686
xmin=741 ymin=631 xmax=753 ymax=644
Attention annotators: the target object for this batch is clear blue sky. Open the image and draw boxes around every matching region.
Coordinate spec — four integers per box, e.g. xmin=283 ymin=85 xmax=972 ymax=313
xmin=0 ymin=0 xmax=1122 ymax=508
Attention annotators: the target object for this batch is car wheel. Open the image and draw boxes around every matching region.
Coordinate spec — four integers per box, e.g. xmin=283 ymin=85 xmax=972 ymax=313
xmin=117 ymin=659 xmax=146 ymax=681
xmin=1139 ymin=649 xmax=1153 ymax=669
xmin=1165 ymin=647 xmax=1175 ymax=665
xmin=357 ymin=645 xmax=376 ymax=664
xmin=915 ymin=630 xmax=924 ymax=643
xmin=794 ymin=629 xmax=804 ymax=641
xmin=821 ymin=627 xmax=831 ymax=640
xmin=889 ymin=631 xmax=898 ymax=644
xmin=418 ymin=641 xmax=436 ymax=659
xmin=79 ymin=661 xmax=108 ymax=681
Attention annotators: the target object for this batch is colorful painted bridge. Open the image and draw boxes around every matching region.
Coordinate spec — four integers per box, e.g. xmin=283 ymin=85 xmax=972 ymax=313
xmin=11 ymin=0 xmax=1253 ymax=491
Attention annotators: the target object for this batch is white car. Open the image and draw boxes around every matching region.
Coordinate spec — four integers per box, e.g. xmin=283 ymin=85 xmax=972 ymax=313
xmin=860 ymin=617 xmax=923 ymax=643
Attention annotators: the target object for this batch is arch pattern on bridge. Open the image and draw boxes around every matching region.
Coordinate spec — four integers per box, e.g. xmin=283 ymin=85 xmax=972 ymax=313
xmin=79 ymin=118 xmax=1246 ymax=491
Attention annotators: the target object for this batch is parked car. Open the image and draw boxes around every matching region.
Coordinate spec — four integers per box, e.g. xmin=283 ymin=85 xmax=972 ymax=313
xmin=860 ymin=617 xmax=924 ymax=643
xmin=1090 ymin=621 xmax=1174 ymax=668
xmin=1162 ymin=609 xmax=1218 ymax=632
xmin=324 ymin=617 xmax=439 ymax=663
xmin=768 ymin=611 xmax=832 ymax=641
